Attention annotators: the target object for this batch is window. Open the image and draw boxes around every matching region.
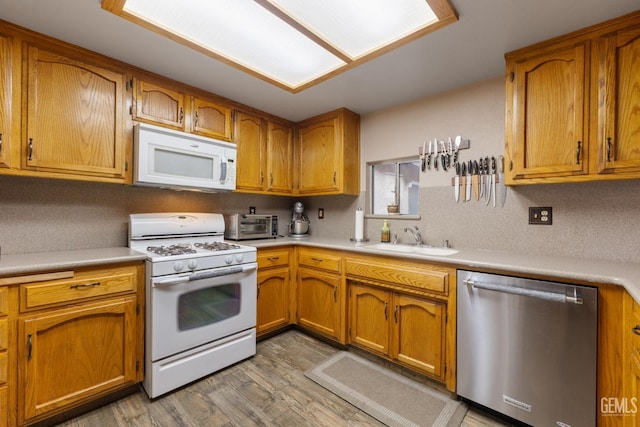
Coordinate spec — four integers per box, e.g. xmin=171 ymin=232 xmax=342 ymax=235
xmin=368 ymin=157 xmax=420 ymax=216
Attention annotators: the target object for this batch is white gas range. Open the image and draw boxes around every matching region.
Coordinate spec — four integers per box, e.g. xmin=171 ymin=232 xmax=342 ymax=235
xmin=129 ymin=212 xmax=257 ymax=398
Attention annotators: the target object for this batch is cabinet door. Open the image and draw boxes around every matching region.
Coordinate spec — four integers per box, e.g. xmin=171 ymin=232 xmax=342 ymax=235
xmin=509 ymin=43 xmax=589 ymax=180
xmin=597 ymin=25 xmax=640 ymax=175
xmin=134 ymin=78 xmax=185 ymax=130
xmin=191 ymin=96 xmax=232 ymax=141
xmin=25 ymin=45 xmax=128 ymax=180
xmin=297 ymin=267 xmax=342 ymax=341
xmin=349 ymin=283 xmax=390 ymax=356
xmin=0 ymin=33 xmax=10 ymax=169
xmin=18 ymin=296 xmax=138 ymax=423
xmin=234 ymin=111 xmax=266 ymax=192
xmin=266 ymin=121 xmax=294 ymax=194
xmin=297 ymin=117 xmax=341 ymax=194
xmin=624 ymin=295 xmax=640 ymax=427
xmin=257 ymin=268 xmax=290 ymax=336
xmin=391 ymin=294 xmax=445 ymax=379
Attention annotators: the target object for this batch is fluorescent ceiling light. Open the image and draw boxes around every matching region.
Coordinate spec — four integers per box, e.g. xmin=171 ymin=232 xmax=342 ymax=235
xmin=102 ymin=0 xmax=457 ymax=93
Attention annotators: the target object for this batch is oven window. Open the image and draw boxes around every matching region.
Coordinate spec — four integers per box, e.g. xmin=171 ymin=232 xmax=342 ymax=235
xmin=178 ymin=283 xmax=241 ymax=330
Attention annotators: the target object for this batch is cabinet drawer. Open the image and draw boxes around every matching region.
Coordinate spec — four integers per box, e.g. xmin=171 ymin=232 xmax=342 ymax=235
xmin=20 ymin=266 xmax=137 ymax=311
xmin=298 ymin=248 xmax=341 ymax=273
xmin=346 ymin=257 xmax=450 ymax=294
xmin=257 ymin=249 xmax=290 ymax=269
xmin=0 ymin=319 xmax=6 ymax=351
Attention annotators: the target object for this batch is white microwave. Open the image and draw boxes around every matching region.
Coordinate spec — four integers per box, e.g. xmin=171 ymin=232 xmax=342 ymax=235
xmin=133 ymin=123 xmax=236 ymax=192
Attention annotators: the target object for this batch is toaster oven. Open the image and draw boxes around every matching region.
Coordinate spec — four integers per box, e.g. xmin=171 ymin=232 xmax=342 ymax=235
xmin=224 ymin=214 xmax=276 ymax=240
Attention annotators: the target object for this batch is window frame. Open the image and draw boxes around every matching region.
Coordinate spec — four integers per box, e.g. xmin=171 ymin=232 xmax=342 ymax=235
xmin=366 ymin=155 xmax=421 ymax=219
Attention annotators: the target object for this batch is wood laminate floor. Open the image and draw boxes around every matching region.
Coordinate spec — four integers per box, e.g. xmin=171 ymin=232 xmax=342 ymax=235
xmin=56 ymin=330 xmax=511 ymax=427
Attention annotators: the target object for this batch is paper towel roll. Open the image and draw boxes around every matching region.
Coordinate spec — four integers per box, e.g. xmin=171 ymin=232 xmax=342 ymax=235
xmin=355 ymin=209 xmax=364 ymax=241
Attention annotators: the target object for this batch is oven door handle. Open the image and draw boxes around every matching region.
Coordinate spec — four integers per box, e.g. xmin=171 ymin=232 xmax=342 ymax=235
xmin=189 ymin=264 xmax=257 ymax=281
xmin=153 ymin=276 xmax=191 ymax=287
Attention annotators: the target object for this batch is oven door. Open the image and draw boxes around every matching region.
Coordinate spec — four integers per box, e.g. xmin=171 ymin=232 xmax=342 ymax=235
xmin=149 ymin=263 xmax=257 ymax=360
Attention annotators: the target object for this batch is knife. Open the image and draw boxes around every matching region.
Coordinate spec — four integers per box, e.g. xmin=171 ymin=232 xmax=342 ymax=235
xmin=454 ymin=162 xmax=460 ymax=202
xmin=460 ymin=162 xmax=466 ymax=202
xmin=484 ymin=157 xmax=491 ymax=206
xmin=440 ymin=141 xmax=448 ymax=171
xmin=465 ymin=160 xmax=472 ymax=202
xmin=426 ymin=141 xmax=432 ymax=170
xmin=421 ymin=141 xmax=426 ymax=172
xmin=478 ymin=158 xmax=484 ymax=199
xmin=433 ymin=141 xmax=438 ymax=170
xmin=491 ymin=156 xmax=497 ymax=207
xmin=498 ymin=155 xmax=507 ymax=207
xmin=472 ymin=160 xmax=480 ymax=201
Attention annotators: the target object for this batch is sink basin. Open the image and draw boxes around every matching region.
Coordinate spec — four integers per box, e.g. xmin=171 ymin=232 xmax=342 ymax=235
xmin=363 ymin=243 xmax=458 ymax=256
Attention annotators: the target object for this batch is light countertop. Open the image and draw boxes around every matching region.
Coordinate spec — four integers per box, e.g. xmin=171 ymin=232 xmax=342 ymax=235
xmin=244 ymin=236 xmax=640 ymax=303
xmin=0 ymin=247 xmax=148 ymax=277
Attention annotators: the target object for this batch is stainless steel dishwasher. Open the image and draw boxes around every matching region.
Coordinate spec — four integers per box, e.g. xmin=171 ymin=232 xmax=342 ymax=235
xmin=456 ymin=270 xmax=597 ymax=427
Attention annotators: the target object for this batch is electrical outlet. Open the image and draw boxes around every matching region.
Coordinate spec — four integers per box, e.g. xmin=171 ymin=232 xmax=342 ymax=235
xmin=529 ymin=207 xmax=552 ymax=225
xmin=249 ymin=206 xmax=256 ymax=214
xmin=318 ymin=208 xmax=324 ymax=219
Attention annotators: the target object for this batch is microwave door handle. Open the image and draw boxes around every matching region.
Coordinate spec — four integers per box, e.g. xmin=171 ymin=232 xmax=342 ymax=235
xmin=220 ymin=160 xmax=227 ymax=182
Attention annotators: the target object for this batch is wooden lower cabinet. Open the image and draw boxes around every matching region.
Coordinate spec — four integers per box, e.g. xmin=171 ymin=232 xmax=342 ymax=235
xmin=256 ymin=247 xmax=291 ymax=336
xmin=296 ymin=267 xmax=343 ymax=343
xmin=18 ymin=296 xmax=138 ymax=424
xmin=623 ymin=292 xmax=640 ymax=426
xmin=349 ymin=282 xmax=445 ymax=380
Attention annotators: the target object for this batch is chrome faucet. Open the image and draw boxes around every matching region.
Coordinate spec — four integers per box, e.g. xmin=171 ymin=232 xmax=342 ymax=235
xmin=403 ymin=226 xmax=423 ymax=245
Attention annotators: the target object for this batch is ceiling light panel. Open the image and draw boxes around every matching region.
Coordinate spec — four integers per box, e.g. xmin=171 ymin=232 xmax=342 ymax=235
xmin=123 ymin=0 xmax=345 ymax=87
xmin=267 ymin=0 xmax=438 ymax=59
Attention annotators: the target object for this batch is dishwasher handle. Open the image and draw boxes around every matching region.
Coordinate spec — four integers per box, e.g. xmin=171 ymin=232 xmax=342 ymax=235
xmin=463 ymin=279 xmax=583 ymax=304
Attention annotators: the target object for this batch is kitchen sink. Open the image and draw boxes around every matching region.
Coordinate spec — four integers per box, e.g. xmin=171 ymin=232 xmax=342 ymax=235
xmin=363 ymin=243 xmax=458 ymax=256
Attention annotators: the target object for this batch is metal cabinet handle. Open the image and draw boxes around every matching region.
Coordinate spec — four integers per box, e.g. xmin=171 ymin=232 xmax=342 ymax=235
xmin=28 ymin=138 xmax=34 ymax=161
xmin=606 ymin=137 xmax=612 ymax=162
xmin=267 ymin=256 xmax=280 ymax=261
xmin=270 ymin=173 xmax=273 ymax=186
xmin=194 ymin=111 xmax=199 ymax=127
xmin=333 ymin=286 xmax=338 ymax=302
xmin=179 ymin=107 xmax=184 ymax=124
xmin=70 ymin=281 xmax=100 ymax=290
xmin=576 ymin=141 xmax=581 ymax=165
xmin=27 ymin=333 xmax=33 ymax=360
xmin=260 ymin=172 xmax=264 ymax=184
xmin=311 ymin=257 xmax=323 ymax=262
xmin=384 ymin=302 xmax=389 ymax=320
xmin=333 ymin=171 xmax=337 ymax=185
xmin=257 ymin=284 xmax=260 ymax=299
xmin=0 ymin=133 xmax=3 ymax=156
xmin=633 ymin=325 xmax=640 ymax=336
xmin=394 ymin=305 xmax=399 ymax=323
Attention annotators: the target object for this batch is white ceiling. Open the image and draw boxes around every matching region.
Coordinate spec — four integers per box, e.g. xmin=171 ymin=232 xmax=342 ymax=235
xmin=1 ymin=0 xmax=638 ymax=122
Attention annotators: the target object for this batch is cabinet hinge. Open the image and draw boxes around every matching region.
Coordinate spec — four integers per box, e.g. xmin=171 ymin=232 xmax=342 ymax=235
xmin=136 ymin=361 xmax=140 ymax=371
xmin=126 ymin=78 xmax=133 ymax=91
xmin=125 ymin=161 xmax=129 ymax=172
xmin=129 ymin=105 xmax=133 ymax=116
xmin=136 ymin=303 xmax=140 ymax=315
xmin=444 ymin=363 xmax=447 ymax=374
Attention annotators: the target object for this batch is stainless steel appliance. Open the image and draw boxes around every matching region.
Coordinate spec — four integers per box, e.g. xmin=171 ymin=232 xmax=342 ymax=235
xmin=289 ymin=201 xmax=310 ymax=237
xmin=133 ymin=123 xmax=236 ymax=192
xmin=224 ymin=214 xmax=276 ymax=240
xmin=129 ymin=213 xmax=257 ymax=398
xmin=457 ymin=270 xmax=597 ymax=427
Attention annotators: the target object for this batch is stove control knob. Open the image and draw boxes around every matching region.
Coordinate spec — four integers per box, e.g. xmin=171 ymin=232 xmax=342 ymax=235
xmin=188 ymin=260 xmax=198 ymax=270
xmin=225 ymin=255 xmax=233 ymax=265
xmin=173 ymin=261 xmax=185 ymax=272
xmin=235 ymin=254 xmax=244 ymax=263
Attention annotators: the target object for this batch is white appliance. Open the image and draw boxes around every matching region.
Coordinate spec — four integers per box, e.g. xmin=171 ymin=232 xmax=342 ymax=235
xmin=129 ymin=213 xmax=257 ymax=398
xmin=133 ymin=123 xmax=236 ymax=192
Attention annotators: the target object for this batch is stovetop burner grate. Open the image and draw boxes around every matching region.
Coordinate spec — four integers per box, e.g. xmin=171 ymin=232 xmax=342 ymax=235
xmin=194 ymin=242 xmax=241 ymax=251
xmin=145 ymin=241 xmax=242 ymax=257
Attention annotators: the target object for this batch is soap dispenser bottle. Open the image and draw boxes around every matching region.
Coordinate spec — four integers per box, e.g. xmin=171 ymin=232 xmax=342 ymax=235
xmin=381 ymin=219 xmax=390 ymax=243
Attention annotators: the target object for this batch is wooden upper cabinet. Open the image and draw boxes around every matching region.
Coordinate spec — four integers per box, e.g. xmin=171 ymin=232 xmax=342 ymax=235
xmin=133 ymin=78 xmax=185 ymax=131
xmin=596 ymin=24 xmax=640 ymax=175
xmin=191 ymin=96 xmax=233 ymax=141
xmin=0 ymin=33 xmax=11 ymax=169
xmin=505 ymin=11 xmax=640 ymax=185
xmin=24 ymin=44 xmax=129 ymax=182
xmin=234 ymin=110 xmax=294 ymax=195
xmin=235 ymin=110 xmax=266 ymax=192
xmin=266 ymin=120 xmax=294 ymax=194
xmin=507 ymin=42 xmax=590 ymax=181
xmin=296 ymin=108 xmax=360 ymax=196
